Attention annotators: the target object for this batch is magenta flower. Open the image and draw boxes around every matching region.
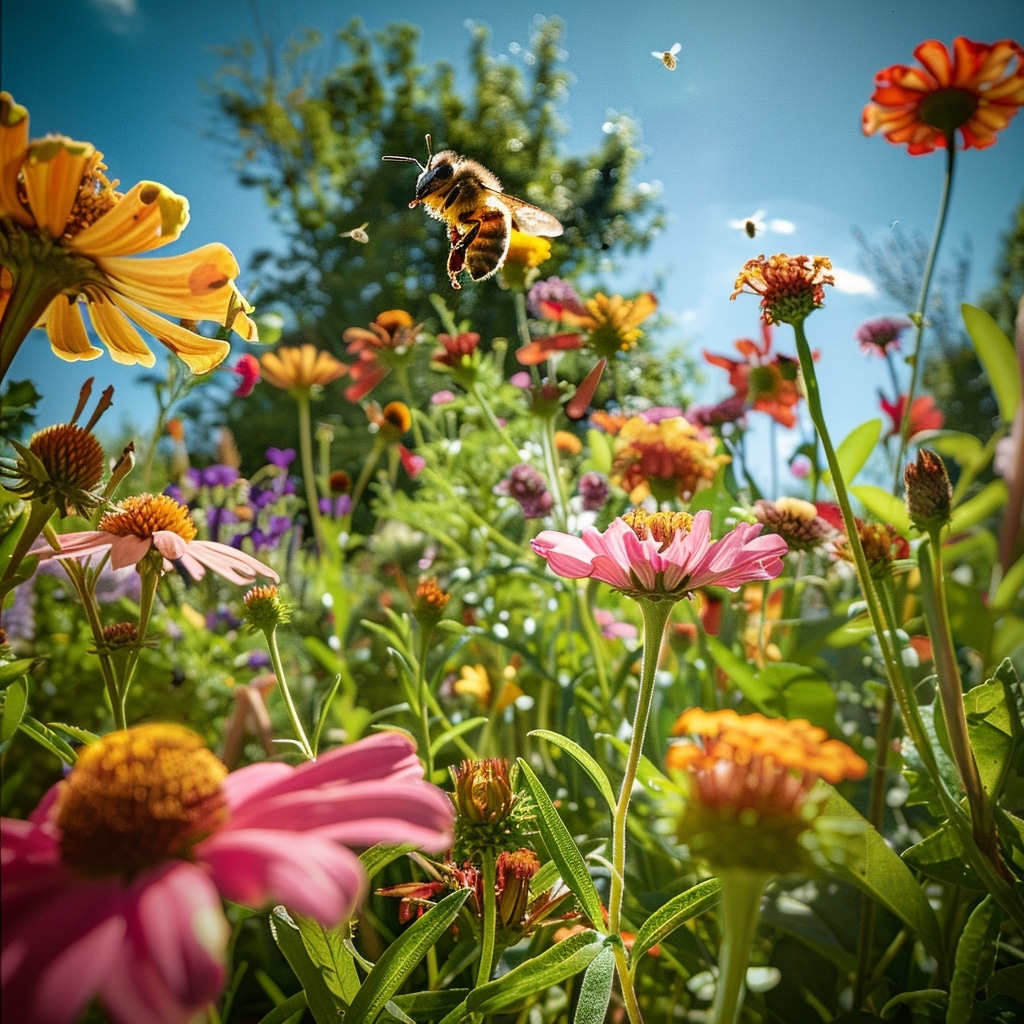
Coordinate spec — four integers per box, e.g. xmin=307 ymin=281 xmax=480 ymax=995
xmin=30 ymin=492 xmax=279 ymax=586
xmin=1 ymin=726 xmax=454 ymax=1024
xmin=855 ymin=316 xmax=911 ymax=356
xmin=531 ymin=508 xmax=788 ymax=602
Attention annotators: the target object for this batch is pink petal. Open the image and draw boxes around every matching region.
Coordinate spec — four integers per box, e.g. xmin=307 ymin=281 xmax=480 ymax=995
xmin=186 ymin=541 xmax=279 ymax=585
xmin=200 ymin=829 xmax=366 ymax=925
xmin=531 ymin=531 xmax=599 ymax=578
xmin=108 ymin=534 xmax=154 ymax=569
xmin=28 ymin=531 xmax=113 ymax=562
xmin=152 ymin=531 xmax=189 ymax=561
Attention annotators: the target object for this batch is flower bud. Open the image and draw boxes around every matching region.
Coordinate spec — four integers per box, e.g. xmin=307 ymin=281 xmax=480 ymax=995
xmin=904 ymin=448 xmax=952 ymax=532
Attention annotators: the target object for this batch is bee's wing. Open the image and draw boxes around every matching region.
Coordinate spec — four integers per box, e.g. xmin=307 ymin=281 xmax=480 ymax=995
xmin=496 ymin=192 xmax=563 ymax=237
xmin=670 ymin=43 xmax=681 ymax=55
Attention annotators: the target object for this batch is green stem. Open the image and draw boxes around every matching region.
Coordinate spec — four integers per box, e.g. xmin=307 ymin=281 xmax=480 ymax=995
xmin=512 ymin=290 xmax=533 ymax=351
xmin=613 ymin=941 xmax=646 ymax=1024
xmin=395 ymin=363 xmax=426 ymax=449
xmin=295 ymin=392 xmax=327 ymax=554
xmin=0 ymin=499 xmax=55 ymax=597
xmin=538 ymin=416 xmax=569 ymax=532
xmin=415 ymin=626 xmax=435 ymax=778
xmin=918 ymin=536 xmax=1003 ymax=875
xmin=263 ymin=625 xmax=315 ymax=760
xmin=892 ymin=144 xmax=956 ymax=487
xmin=470 ymin=381 xmax=521 ymax=461
xmin=476 ymin=851 xmax=498 ymax=986
xmin=708 ymin=870 xmax=772 ymax=1024
xmin=0 ymin=250 xmax=63 ymax=382
xmin=607 ymin=598 xmax=674 ymax=938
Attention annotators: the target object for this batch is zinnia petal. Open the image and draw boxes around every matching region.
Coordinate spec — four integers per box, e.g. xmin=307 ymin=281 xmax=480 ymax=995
xmin=40 ymin=296 xmax=103 ymax=361
xmin=71 ymin=180 xmax=190 ymax=256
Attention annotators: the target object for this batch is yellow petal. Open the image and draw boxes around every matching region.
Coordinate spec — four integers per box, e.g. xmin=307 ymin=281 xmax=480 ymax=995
xmin=85 ymin=293 xmax=156 ymax=367
xmin=71 ymin=180 xmax=189 ymax=256
xmin=0 ymin=92 xmax=33 ymax=227
xmin=108 ymin=292 xmax=231 ymax=374
xmin=97 ymin=243 xmax=252 ymax=331
xmin=22 ymin=136 xmax=96 ymax=239
xmin=41 ymin=296 xmax=103 ymax=361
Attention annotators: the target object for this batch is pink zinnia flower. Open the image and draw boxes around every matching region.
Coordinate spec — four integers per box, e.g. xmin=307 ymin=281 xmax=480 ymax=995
xmin=30 ymin=492 xmax=278 ymax=586
xmin=855 ymin=316 xmax=911 ymax=357
xmin=230 ymin=352 xmax=261 ymax=396
xmin=1 ymin=726 xmax=454 ymax=1024
xmin=531 ymin=508 xmax=788 ymax=602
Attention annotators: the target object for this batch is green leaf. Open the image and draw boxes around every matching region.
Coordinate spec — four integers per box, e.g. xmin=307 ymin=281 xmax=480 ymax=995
xmin=517 ymin=760 xmax=605 ymax=927
xmin=632 ymin=877 xmax=722 ymax=961
xmin=359 ymin=842 xmax=419 ymax=881
xmin=529 ymin=728 xmax=616 ymax=811
xmin=254 ymin=990 xmax=308 ymax=1024
xmin=17 ymin=715 xmax=78 ymax=765
xmin=823 ymin=419 xmax=882 ymax=490
xmin=466 ymin=929 xmax=605 ymax=1014
xmin=819 ymin=789 xmax=945 ymax=958
xmin=293 ymin=913 xmax=360 ymax=1005
xmin=880 ymin=989 xmax=947 ymax=1021
xmin=429 ymin=716 xmax=488 ymax=757
xmin=993 ymin=551 xmax=1024 ymax=612
xmin=0 ymin=658 xmax=40 ymax=686
xmin=573 ymin=945 xmax=615 ymax=1024
xmin=946 ymin=896 xmax=1002 ymax=1024
xmin=269 ymin=907 xmax=342 ymax=1024
xmin=948 ymin=479 xmax=1008 ymax=534
xmin=962 ymin=304 xmax=1021 ymax=424
xmin=0 ymin=675 xmax=28 ymax=745
xmin=851 ymin=485 xmax=912 ymax=535
xmin=903 ymin=822 xmax=984 ymax=890
xmin=965 ymin=672 xmax=1019 ymax=798
xmin=345 ymin=889 xmax=469 ymax=1024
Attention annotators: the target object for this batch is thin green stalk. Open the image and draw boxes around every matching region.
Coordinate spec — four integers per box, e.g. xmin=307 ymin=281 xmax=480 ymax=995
xmin=415 ymin=627 xmax=435 ymax=778
xmin=0 ymin=251 xmax=63 ymax=381
xmin=575 ymin=581 xmax=612 ymax=717
xmin=607 ymin=598 xmax=674 ymax=937
xmin=538 ymin=417 xmax=569 ymax=531
xmin=613 ymin=941 xmax=646 ymax=1024
xmin=394 ymin=363 xmax=426 ymax=449
xmin=892 ymin=144 xmax=956 ymax=486
xmin=476 ymin=851 xmax=498 ymax=986
xmin=469 ymin=381 xmax=521 ymax=461
xmin=295 ymin=392 xmax=327 ymax=554
xmin=263 ymin=626 xmax=314 ymax=761
xmin=708 ymin=870 xmax=772 ymax=1024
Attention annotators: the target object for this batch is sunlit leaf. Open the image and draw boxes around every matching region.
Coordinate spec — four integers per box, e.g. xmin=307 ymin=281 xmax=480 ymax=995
xmin=573 ymin=945 xmax=615 ymax=1024
xmin=851 ymin=484 xmax=911 ymax=535
xmin=632 ymin=877 xmax=721 ymax=961
xmin=822 ymin=419 xmax=882 ymax=490
xmin=962 ymin=304 xmax=1021 ymax=424
xmin=269 ymin=907 xmax=341 ymax=1024
xmin=530 ymin=728 xmax=616 ymax=811
xmin=947 ymin=896 xmax=1002 ymax=1024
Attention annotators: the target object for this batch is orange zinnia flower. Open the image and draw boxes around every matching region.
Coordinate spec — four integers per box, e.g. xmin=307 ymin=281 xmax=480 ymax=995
xmin=0 ymin=93 xmax=256 ymax=380
xmin=342 ymin=309 xmax=421 ymax=401
xmin=731 ymin=254 xmax=834 ymax=326
xmin=259 ymin=343 xmax=347 ymax=392
xmin=703 ymin=322 xmax=805 ymax=428
xmin=863 ymin=37 xmax=1024 ymax=155
xmin=610 ymin=415 xmax=730 ymax=503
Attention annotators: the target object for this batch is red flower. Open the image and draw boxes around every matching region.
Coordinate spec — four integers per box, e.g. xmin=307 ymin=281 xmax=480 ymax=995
xmin=342 ymin=310 xmax=421 ymax=401
xmin=863 ymin=37 xmax=1024 ymax=155
xmin=231 ymin=353 xmax=261 ymax=397
xmin=880 ymin=392 xmax=944 ymax=439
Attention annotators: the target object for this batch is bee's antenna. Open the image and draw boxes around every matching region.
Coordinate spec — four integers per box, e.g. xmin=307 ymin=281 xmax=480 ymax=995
xmin=424 ymin=133 xmax=432 ymax=159
xmin=381 ymin=154 xmax=425 ymax=169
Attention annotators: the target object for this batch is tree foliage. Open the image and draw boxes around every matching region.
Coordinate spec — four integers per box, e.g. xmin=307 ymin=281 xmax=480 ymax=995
xmin=206 ymin=16 xmax=664 ymax=343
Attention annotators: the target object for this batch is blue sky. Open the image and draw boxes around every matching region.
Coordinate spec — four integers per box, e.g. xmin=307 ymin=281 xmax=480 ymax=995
xmin=3 ymin=0 xmax=1023 ymax=474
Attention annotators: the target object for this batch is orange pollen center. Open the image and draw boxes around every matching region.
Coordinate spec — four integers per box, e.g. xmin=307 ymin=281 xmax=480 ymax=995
xmin=99 ymin=493 xmax=197 ymax=541
xmin=620 ymin=508 xmax=694 ymax=547
xmin=55 ymin=723 xmax=228 ymax=879
xmin=65 ymin=152 xmax=121 ymax=238
xmin=28 ymin=422 xmax=105 ymax=490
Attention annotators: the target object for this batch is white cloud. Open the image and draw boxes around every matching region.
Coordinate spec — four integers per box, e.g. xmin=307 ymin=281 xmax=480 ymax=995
xmin=830 ymin=266 xmax=877 ymax=296
xmin=88 ymin=0 xmax=140 ymax=34
xmin=767 ymin=218 xmax=795 ymax=234
xmin=727 ymin=210 xmax=796 ymax=236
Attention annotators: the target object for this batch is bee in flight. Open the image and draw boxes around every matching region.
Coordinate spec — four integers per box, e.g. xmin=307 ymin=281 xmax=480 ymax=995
xmin=383 ymin=135 xmax=562 ymax=289
xmin=652 ymin=43 xmax=681 ymax=70
xmin=744 ymin=219 xmax=758 ymax=239
xmin=340 ymin=222 xmax=370 ymax=243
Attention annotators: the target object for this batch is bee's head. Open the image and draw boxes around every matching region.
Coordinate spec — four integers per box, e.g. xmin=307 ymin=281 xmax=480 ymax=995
xmin=414 ymin=152 xmax=457 ymax=201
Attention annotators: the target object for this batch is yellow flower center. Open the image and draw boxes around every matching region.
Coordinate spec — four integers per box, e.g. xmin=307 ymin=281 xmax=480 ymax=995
xmin=99 ymin=493 xmax=197 ymax=542
xmin=62 ymin=150 xmax=121 ymax=238
xmin=55 ymin=724 xmax=228 ymax=879
xmin=620 ymin=508 xmax=694 ymax=548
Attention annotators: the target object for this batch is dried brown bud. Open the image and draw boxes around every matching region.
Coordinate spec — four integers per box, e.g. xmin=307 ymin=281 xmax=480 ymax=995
xmin=904 ymin=448 xmax=952 ymax=532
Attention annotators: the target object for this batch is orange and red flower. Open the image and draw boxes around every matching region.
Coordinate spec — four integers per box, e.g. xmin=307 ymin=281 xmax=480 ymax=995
xmin=342 ymin=310 xmax=421 ymax=401
xmin=704 ymin=322 xmax=805 ymax=428
xmin=880 ymin=392 xmax=944 ymax=440
xmin=731 ymin=254 xmax=834 ymax=326
xmin=863 ymin=37 xmax=1024 ymax=155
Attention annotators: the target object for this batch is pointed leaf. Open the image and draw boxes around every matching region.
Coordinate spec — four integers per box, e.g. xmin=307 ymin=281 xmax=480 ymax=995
xmin=254 ymin=991 xmax=308 ymax=1024
xmin=851 ymin=484 xmax=911 ymax=535
xmin=818 ymin=789 xmax=944 ymax=958
xmin=948 ymin=479 xmax=1008 ymax=534
xmin=632 ymin=877 xmax=722 ymax=961
xmin=946 ymin=896 xmax=1002 ymax=1024
xmin=530 ymin=729 xmax=616 ymax=811
xmin=17 ymin=716 xmax=77 ymax=764
xmin=293 ymin=913 xmax=361 ymax=1005
xmin=962 ymin=304 xmax=1021 ymax=423
xmin=517 ymin=759 xmax=605 ymax=926
xmin=269 ymin=907 xmax=341 ymax=1024
xmin=573 ymin=945 xmax=615 ymax=1024
xmin=0 ymin=675 xmax=29 ymax=745
xmin=345 ymin=889 xmax=469 ymax=1024
xmin=359 ymin=841 xmax=419 ymax=881
xmin=823 ymin=419 xmax=882 ymax=490
xmin=466 ymin=929 xmax=605 ymax=1014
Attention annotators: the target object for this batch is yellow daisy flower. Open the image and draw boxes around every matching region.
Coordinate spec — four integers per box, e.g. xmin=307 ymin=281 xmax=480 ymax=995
xmin=0 ymin=93 xmax=256 ymax=379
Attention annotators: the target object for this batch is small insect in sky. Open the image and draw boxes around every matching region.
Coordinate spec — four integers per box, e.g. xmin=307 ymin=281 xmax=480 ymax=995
xmin=340 ymin=222 xmax=370 ymax=244
xmin=744 ymin=219 xmax=758 ymax=239
xmin=652 ymin=43 xmax=681 ymax=70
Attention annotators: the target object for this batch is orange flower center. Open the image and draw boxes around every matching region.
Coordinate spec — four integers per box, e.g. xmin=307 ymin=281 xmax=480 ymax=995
xmin=63 ymin=150 xmax=121 ymax=238
xmin=621 ymin=508 xmax=694 ymax=547
xmin=28 ymin=422 xmax=105 ymax=491
xmin=55 ymin=724 xmax=228 ymax=879
xmin=99 ymin=493 xmax=197 ymax=542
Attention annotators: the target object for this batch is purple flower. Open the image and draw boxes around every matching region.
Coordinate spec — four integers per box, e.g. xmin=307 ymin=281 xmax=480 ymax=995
xmin=855 ymin=316 xmax=911 ymax=356
xmin=527 ymin=276 xmax=586 ymax=318
xmin=496 ymin=463 xmax=554 ymax=520
xmin=266 ymin=447 xmax=296 ymax=469
xmin=578 ymin=471 xmax=610 ymax=512
xmin=320 ymin=495 xmax=353 ymax=518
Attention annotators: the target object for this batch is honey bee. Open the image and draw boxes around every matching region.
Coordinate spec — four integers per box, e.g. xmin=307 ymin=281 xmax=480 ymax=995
xmin=652 ymin=43 xmax=681 ymax=70
xmin=745 ymin=219 xmax=758 ymax=239
xmin=383 ymin=135 xmax=562 ymax=289
xmin=341 ymin=222 xmax=370 ymax=243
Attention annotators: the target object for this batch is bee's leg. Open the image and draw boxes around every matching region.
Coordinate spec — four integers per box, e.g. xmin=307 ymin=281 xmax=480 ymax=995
xmin=446 ymin=242 xmax=465 ymax=289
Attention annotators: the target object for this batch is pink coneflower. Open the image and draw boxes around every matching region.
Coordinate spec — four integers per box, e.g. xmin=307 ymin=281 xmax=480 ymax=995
xmin=855 ymin=316 xmax=911 ymax=356
xmin=1 ymin=726 xmax=454 ymax=1024
xmin=30 ymin=492 xmax=278 ymax=586
xmin=531 ymin=508 xmax=788 ymax=603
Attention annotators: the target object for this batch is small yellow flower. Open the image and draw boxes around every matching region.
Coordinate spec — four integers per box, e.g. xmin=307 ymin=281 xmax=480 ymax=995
xmin=505 ymin=230 xmax=552 ymax=269
xmin=0 ymin=93 xmax=256 ymax=379
xmin=553 ymin=430 xmax=583 ymax=455
xmin=259 ymin=343 xmax=347 ymax=392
